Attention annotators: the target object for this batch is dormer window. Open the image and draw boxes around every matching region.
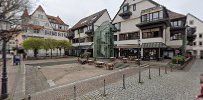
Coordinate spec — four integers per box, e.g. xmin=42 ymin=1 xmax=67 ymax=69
xmin=123 ymin=4 xmax=129 ymax=12
xmin=38 ymin=14 xmax=43 ymax=19
xmin=119 ymin=3 xmax=132 ymax=19
xmin=133 ymin=4 xmax=136 ymax=11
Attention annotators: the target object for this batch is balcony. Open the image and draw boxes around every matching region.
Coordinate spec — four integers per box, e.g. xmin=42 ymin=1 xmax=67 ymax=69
xmin=67 ymin=32 xmax=75 ymax=39
xmin=119 ymin=11 xmax=132 ymax=19
xmin=85 ymin=29 xmax=94 ymax=36
xmin=137 ymin=7 xmax=170 ymax=28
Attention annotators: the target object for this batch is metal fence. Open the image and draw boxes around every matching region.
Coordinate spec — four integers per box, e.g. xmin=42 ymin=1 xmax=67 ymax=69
xmin=24 ymin=64 xmax=170 ymax=100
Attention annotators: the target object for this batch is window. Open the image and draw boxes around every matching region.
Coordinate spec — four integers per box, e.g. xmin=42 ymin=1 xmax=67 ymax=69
xmin=170 ymin=32 xmax=182 ymax=40
xmin=171 ymin=20 xmax=183 ymax=27
xmin=45 ymin=23 xmax=49 ymax=27
xmin=141 ymin=11 xmax=163 ymax=22
xmin=114 ymin=35 xmax=117 ymax=41
xmin=128 ymin=32 xmax=140 ymax=40
xmin=33 ymin=30 xmax=39 ymax=33
xmin=198 ymin=41 xmax=202 ymax=46
xmin=123 ymin=5 xmax=128 ymax=12
xmin=119 ymin=34 xmax=127 ymax=41
xmin=79 ymin=28 xmax=84 ymax=33
xmin=199 ymin=34 xmax=202 ymax=38
xmin=52 ymin=31 xmax=57 ymax=36
xmin=59 ymin=25 xmax=62 ymax=29
xmin=159 ymin=11 xmax=163 ymax=19
xmin=133 ymin=4 xmax=136 ymax=11
xmin=193 ymin=42 xmax=196 ymax=46
xmin=33 ymin=21 xmax=39 ymax=25
xmin=88 ymin=25 xmax=92 ymax=30
xmin=153 ymin=12 xmax=159 ymax=20
xmin=38 ymin=14 xmax=43 ymax=19
xmin=150 ymin=13 xmax=153 ymax=21
xmin=142 ymin=28 xmax=162 ymax=39
xmin=114 ymin=23 xmax=121 ymax=31
xmin=189 ymin=20 xmax=194 ymax=25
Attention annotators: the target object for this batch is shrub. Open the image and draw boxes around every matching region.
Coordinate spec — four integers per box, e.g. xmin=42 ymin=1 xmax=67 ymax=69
xmin=172 ymin=55 xmax=185 ymax=65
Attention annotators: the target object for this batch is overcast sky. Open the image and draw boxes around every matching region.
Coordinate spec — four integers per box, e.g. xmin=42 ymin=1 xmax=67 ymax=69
xmin=32 ymin=0 xmax=203 ymax=27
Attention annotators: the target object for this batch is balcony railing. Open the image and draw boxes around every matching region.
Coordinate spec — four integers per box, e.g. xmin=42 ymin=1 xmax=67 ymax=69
xmin=119 ymin=11 xmax=132 ymax=19
xmin=67 ymin=32 xmax=75 ymax=39
xmin=85 ymin=29 xmax=94 ymax=36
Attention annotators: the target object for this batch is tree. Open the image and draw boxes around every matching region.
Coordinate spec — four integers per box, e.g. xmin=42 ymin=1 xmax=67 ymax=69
xmin=44 ymin=38 xmax=57 ymax=58
xmin=0 ymin=0 xmax=31 ymax=99
xmin=42 ymin=39 xmax=50 ymax=57
xmin=56 ymin=40 xmax=71 ymax=56
xmin=23 ymin=38 xmax=43 ymax=58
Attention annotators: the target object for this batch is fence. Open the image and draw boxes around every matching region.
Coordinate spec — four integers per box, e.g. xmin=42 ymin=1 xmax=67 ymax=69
xmin=24 ymin=64 xmax=170 ymax=100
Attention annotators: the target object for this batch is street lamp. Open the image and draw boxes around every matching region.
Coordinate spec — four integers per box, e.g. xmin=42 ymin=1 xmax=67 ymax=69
xmin=137 ymin=39 xmax=142 ymax=83
xmin=0 ymin=20 xmax=11 ymax=99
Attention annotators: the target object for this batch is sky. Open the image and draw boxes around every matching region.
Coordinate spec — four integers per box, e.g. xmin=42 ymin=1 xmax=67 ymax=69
xmin=31 ymin=0 xmax=203 ymax=27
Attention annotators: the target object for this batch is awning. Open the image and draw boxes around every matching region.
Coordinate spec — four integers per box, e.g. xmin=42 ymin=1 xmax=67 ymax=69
xmin=169 ymin=45 xmax=182 ymax=49
xmin=115 ymin=44 xmax=139 ymax=49
xmin=141 ymin=42 xmax=167 ymax=48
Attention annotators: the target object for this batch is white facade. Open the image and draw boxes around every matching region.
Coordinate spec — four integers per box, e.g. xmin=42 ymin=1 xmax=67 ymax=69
xmin=186 ymin=14 xmax=203 ymax=58
xmin=112 ymin=0 xmax=187 ymax=59
xmin=72 ymin=10 xmax=111 ymax=47
xmin=16 ymin=5 xmax=69 ymax=57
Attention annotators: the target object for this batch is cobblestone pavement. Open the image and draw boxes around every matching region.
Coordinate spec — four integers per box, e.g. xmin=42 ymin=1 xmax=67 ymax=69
xmin=25 ymin=65 xmax=50 ymax=95
xmin=78 ymin=59 xmax=202 ymax=100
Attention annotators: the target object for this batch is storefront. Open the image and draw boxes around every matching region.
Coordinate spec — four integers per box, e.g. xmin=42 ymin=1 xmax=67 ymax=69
xmin=115 ymin=44 xmax=139 ymax=58
xmin=141 ymin=42 xmax=167 ymax=60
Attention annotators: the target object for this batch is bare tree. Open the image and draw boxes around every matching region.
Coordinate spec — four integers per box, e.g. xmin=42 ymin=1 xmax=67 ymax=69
xmin=0 ymin=0 xmax=31 ymax=99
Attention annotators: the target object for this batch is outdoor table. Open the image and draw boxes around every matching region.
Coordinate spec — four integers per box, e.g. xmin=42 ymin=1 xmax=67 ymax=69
xmin=123 ymin=58 xmax=127 ymax=63
xmin=88 ymin=60 xmax=94 ymax=65
xmin=95 ymin=61 xmax=105 ymax=68
xmin=106 ymin=63 xmax=114 ymax=70
xmin=110 ymin=57 xmax=116 ymax=61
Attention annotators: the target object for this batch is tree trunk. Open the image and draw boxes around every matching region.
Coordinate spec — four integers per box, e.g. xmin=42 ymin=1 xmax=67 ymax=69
xmin=34 ymin=49 xmax=38 ymax=59
xmin=45 ymin=49 xmax=48 ymax=57
xmin=57 ymin=48 xmax=58 ymax=57
xmin=59 ymin=48 xmax=62 ymax=57
xmin=1 ymin=39 xmax=8 ymax=99
xmin=51 ymin=49 xmax=52 ymax=59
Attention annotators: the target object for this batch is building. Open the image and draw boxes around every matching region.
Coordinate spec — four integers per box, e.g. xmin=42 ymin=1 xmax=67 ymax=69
xmin=16 ymin=5 xmax=69 ymax=57
xmin=112 ymin=0 xmax=187 ymax=60
xmin=186 ymin=13 xmax=203 ymax=59
xmin=68 ymin=9 xmax=111 ymax=57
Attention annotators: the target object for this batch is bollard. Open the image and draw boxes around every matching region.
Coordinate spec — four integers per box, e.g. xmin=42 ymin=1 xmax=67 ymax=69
xmin=74 ymin=85 xmax=76 ymax=100
xmin=123 ymin=74 xmax=126 ymax=89
xmin=28 ymin=94 xmax=31 ymax=100
xmin=148 ymin=66 xmax=151 ymax=79
xmin=165 ymin=66 xmax=167 ymax=74
xmin=103 ymin=79 xmax=106 ymax=97
xmin=170 ymin=65 xmax=173 ymax=72
xmin=138 ymin=66 xmax=142 ymax=83
xmin=159 ymin=66 xmax=161 ymax=76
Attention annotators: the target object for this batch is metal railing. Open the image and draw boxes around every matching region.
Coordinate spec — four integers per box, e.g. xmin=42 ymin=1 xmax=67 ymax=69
xmin=23 ymin=64 xmax=170 ymax=100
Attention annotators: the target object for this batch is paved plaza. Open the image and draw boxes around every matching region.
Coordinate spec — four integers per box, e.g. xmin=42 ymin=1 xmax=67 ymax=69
xmin=78 ymin=59 xmax=202 ymax=100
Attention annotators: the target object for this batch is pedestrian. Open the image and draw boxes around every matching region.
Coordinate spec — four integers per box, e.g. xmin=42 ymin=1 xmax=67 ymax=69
xmin=196 ymin=74 xmax=203 ymax=100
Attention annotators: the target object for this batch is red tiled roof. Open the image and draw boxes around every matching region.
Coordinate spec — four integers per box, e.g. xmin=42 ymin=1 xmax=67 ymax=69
xmin=47 ymin=15 xmax=67 ymax=25
xmin=36 ymin=5 xmax=45 ymax=12
xmin=22 ymin=8 xmax=29 ymax=17
xmin=72 ymin=9 xmax=107 ymax=30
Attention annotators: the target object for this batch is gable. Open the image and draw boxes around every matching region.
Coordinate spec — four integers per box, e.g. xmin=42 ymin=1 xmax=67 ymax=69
xmin=112 ymin=0 xmax=158 ymax=23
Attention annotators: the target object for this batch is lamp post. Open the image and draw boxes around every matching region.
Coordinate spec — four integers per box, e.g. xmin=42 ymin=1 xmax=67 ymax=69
xmin=0 ymin=20 xmax=11 ymax=99
xmin=138 ymin=39 xmax=142 ymax=83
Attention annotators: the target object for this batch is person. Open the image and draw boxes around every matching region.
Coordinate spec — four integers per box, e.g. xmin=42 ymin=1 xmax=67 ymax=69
xmin=197 ymin=74 xmax=203 ymax=100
